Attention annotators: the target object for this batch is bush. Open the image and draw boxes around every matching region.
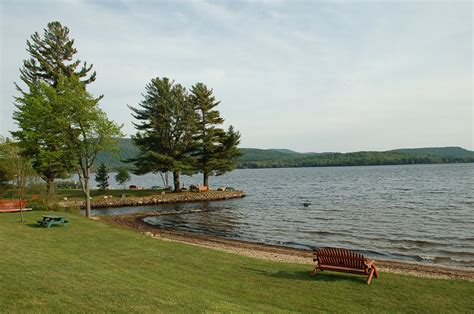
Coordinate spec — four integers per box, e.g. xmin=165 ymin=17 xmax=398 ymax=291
xmin=28 ymin=199 xmax=48 ymax=211
xmin=29 ymin=198 xmax=80 ymax=214
xmin=27 ymin=182 xmax=46 ymax=195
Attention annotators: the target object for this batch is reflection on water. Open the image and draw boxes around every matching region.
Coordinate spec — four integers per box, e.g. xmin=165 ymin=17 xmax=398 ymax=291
xmin=93 ymin=163 xmax=474 ymax=268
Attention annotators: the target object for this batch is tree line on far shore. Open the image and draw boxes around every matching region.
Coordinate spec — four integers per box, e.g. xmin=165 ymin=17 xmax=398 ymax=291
xmin=93 ymin=140 xmax=474 ymax=170
xmin=0 ymin=21 xmax=241 ymax=217
xmin=237 ymin=151 xmax=474 ymax=168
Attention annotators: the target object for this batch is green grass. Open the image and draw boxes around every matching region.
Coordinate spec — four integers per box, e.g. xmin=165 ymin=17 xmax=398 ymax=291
xmin=1 ymin=212 xmax=473 ymax=313
xmin=55 ymin=188 xmax=164 ymax=200
xmin=3 ymin=188 xmax=164 ymax=201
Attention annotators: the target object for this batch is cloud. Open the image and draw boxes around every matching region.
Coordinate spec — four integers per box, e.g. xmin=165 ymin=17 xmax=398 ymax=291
xmin=1 ymin=0 xmax=472 ymax=152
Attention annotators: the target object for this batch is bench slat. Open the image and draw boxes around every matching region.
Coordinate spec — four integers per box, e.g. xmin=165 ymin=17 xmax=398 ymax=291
xmin=310 ymin=247 xmax=379 ymax=284
xmin=319 ymin=265 xmax=368 ymax=275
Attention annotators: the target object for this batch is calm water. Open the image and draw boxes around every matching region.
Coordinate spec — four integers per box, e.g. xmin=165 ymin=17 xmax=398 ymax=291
xmin=92 ymin=164 xmax=474 ymax=267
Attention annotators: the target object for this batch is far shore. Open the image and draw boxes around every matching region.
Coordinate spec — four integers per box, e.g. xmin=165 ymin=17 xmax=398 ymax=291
xmin=100 ymin=212 xmax=474 ymax=282
xmin=60 ymin=190 xmax=246 ymax=209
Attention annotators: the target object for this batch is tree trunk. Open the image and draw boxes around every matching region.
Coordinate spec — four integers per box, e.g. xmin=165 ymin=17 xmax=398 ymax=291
xmin=173 ymin=172 xmax=180 ymax=192
xmin=46 ymin=177 xmax=55 ymax=200
xmin=203 ymin=172 xmax=209 ymax=187
xmin=19 ymin=195 xmax=25 ymax=223
xmin=84 ymin=176 xmax=91 ymax=218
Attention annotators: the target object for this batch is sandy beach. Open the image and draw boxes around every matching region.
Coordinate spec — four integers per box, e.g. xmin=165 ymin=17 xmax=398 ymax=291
xmin=99 ymin=212 xmax=474 ymax=282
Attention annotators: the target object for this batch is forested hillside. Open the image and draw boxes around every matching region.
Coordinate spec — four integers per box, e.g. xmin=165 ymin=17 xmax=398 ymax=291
xmin=392 ymin=147 xmax=474 ymax=158
xmin=95 ymin=138 xmax=474 ymax=170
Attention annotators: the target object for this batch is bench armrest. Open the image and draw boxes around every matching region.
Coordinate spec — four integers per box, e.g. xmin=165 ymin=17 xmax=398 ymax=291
xmin=364 ymin=259 xmax=375 ymax=267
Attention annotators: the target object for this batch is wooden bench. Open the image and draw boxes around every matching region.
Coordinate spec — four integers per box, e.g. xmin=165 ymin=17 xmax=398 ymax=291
xmin=310 ymin=247 xmax=379 ymax=284
xmin=37 ymin=215 xmax=69 ymax=228
xmin=0 ymin=200 xmax=32 ymax=213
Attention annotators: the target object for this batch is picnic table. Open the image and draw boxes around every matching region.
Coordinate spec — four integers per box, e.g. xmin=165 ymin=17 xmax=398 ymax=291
xmin=37 ymin=215 xmax=69 ymax=228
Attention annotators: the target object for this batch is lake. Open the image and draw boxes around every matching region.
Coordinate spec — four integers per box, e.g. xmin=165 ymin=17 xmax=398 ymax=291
xmin=92 ymin=163 xmax=474 ymax=268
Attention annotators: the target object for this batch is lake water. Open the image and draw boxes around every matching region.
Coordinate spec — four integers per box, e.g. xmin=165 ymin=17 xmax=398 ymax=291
xmin=92 ymin=163 xmax=474 ymax=268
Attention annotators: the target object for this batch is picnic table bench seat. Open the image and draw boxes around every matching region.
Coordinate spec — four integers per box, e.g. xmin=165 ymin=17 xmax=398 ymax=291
xmin=310 ymin=247 xmax=379 ymax=284
xmin=37 ymin=215 xmax=69 ymax=228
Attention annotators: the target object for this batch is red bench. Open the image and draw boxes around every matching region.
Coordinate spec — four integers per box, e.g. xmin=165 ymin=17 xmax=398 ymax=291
xmin=310 ymin=247 xmax=379 ymax=284
xmin=0 ymin=200 xmax=28 ymax=213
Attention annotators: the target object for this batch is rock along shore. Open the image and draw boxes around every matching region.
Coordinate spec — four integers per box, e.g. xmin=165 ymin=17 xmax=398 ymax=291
xmin=62 ymin=190 xmax=245 ymax=209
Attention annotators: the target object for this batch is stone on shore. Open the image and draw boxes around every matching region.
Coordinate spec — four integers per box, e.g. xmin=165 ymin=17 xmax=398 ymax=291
xmin=62 ymin=190 xmax=246 ymax=209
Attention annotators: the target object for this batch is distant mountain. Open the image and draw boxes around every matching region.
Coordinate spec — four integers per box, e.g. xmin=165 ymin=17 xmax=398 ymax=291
xmin=94 ymin=138 xmax=139 ymax=170
xmin=94 ymin=138 xmax=474 ymax=170
xmin=239 ymin=148 xmax=301 ymax=162
xmin=392 ymin=147 xmax=474 ymax=159
xmin=268 ymin=148 xmax=299 ymax=154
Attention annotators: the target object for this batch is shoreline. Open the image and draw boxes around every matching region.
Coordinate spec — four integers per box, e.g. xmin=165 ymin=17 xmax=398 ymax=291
xmin=99 ymin=213 xmax=474 ymax=282
xmin=61 ymin=190 xmax=246 ymax=209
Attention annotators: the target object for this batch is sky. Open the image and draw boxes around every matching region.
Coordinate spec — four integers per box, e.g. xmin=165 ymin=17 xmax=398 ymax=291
xmin=0 ymin=0 xmax=472 ymax=152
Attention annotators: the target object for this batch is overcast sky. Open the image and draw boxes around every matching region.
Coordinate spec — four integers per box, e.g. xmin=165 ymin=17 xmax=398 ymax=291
xmin=1 ymin=0 xmax=472 ymax=152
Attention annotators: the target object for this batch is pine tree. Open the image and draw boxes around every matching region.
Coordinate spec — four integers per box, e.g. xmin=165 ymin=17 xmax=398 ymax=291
xmin=95 ymin=163 xmax=109 ymax=191
xmin=129 ymin=77 xmax=197 ymax=192
xmin=12 ymin=21 xmax=98 ymax=199
xmin=17 ymin=21 xmax=96 ymax=90
xmin=189 ymin=83 xmax=241 ymax=186
xmin=218 ymin=125 xmax=242 ymax=174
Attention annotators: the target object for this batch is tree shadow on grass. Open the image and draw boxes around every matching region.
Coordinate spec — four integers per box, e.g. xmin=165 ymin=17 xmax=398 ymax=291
xmin=25 ymin=222 xmax=42 ymax=228
xmin=25 ymin=222 xmax=63 ymax=229
xmin=243 ymin=267 xmax=365 ymax=284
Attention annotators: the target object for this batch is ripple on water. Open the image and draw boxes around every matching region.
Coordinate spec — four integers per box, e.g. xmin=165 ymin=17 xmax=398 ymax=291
xmin=95 ymin=164 xmax=474 ymax=268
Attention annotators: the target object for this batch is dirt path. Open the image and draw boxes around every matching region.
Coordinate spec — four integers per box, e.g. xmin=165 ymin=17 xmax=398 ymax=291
xmin=99 ymin=213 xmax=474 ymax=282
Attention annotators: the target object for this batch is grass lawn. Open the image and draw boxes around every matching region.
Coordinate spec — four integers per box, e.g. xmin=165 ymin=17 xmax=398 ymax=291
xmin=3 ymin=188 xmax=163 ymax=202
xmin=55 ymin=188 xmax=164 ymax=200
xmin=1 ymin=211 xmax=473 ymax=313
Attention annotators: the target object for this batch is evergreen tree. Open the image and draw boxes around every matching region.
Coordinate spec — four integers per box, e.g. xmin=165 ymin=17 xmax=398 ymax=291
xmin=115 ymin=167 xmax=131 ymax=190
xmin=218 ymin=125 xmax=242 ymax=174
xmin=95 ymin=163 xmax=109 ymax=191
xmin=189 ymin=83 xmax=241 ymax=186
xmin=12 ymin=21 xmax=97 ymax=198
xmin=17 ymin=21 xmax=96 ymax=90
xmin=129 ymin=77 xmax=197 ymax=192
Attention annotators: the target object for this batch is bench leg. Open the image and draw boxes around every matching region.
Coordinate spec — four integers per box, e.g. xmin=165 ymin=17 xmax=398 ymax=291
xmin=372 ymin=265 xmax=379 ymax=278
xmin=373 ymin=265 xmax=379 ymax=278
xmin=309 ymin=266 xmax=318 ymax=276
xmin=367 ymin=268 xmax=375 ymax=285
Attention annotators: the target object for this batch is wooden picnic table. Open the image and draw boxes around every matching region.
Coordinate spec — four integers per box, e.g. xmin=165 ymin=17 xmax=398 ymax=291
xmin=37 ymin=215 xmax=69 ymax=228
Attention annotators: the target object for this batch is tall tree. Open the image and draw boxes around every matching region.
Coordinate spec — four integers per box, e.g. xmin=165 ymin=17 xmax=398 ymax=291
xmin=17 ymin=21 xmax=96 ymax=90
xmin=55 ymin=76 xmax=122 ymax=218
xmin=129 ymin=77 xmax=197 ymax=192
xmin=189 ymin=83 xmax=241 ymax=186
xmin=13 ymin=21 xmax=97 ymax=198
xmin=12 ymin=82 xmax=75 ymax=198
xmin=95 ymin=163 xmax=109 ymax=191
